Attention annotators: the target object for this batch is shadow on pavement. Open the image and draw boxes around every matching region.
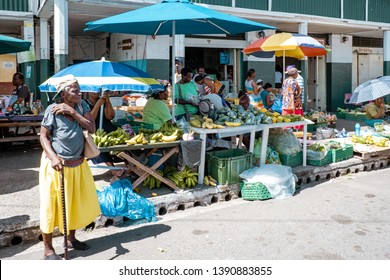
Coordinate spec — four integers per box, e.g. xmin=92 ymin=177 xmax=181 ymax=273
xmin=67 ymin=223 xmax=171 ymax=259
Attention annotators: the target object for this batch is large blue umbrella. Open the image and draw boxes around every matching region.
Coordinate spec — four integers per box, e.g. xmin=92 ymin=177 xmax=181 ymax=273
xmin=39 ymin=58 xmax=163 ymax=128
xmin=39 ymin=58 xmax=163 ymax=93
xmin=0 ymin=34 xmax=31 ymax=55
xmin=85 ymin=0 xmax=275 ymax=117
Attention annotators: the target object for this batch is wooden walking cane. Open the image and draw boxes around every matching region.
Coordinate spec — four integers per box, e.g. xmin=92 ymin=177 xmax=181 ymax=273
xmin=60 ymin=167 xmax=69 ymax=260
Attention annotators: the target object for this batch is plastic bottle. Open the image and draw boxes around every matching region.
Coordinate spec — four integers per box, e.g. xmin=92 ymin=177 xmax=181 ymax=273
xmin=354 ymin=123 xmax=361 ymax=137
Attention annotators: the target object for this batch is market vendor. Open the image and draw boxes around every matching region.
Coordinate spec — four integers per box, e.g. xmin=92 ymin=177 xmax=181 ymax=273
xmin=366 ymin=97 xmax=385 ymax=120
xmin=11 ymin=72 xmax=31 ymax=105
xmin=143 ymin=84 xmax=172 ymax=130
xmin=86 ymin=90 xmax=124 ymax=178
xmin=260 ymin=82 xmax=275 ymax=110
xmin=239 ymin=94 xmax=261 ymax=148
xmin=175 ymin=67 xmax=199 ymax=121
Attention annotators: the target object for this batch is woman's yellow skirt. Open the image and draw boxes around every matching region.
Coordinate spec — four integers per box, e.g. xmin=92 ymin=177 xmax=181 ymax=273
xmin=39 ymin=153 xmax=101 ymax=234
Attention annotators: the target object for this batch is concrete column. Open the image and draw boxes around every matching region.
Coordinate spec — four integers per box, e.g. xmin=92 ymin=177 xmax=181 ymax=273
xmin=54 ymin=0 xmax=68 ymax=73
xmin=384 ymin=30 xmax=390 ymax=76
xmin=327 ymin=34 xmax=353 ymax=112
xmin=384 ymin=30 xmax=390 ymax=102
xmin=20 ymin=19 xmax=36 ymax=95
xmin=174 ymin=34 xmax=185 ymax=83
xmin=299 ymin=22 xmax=308 ymax=111
xmin=39 ymin=18 xmax=50 ymax=83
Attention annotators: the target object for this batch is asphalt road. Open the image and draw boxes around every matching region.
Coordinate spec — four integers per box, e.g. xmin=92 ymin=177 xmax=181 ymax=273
xmin=1 ymin=167 xmax=389 ymax=261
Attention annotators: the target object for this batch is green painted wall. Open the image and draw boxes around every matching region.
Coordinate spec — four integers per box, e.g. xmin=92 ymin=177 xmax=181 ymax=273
xmin=272 ymin=0 xmax=341 ymax=18
xmin=121 ymin=59 xmax=169 ymax=81
xmin=0 ymin=0 xmax=29 ymax=12
xmin=146 ymin=59 xmax=170 ymax=81
xmin=369 ymin=0 xmax=390 ymax=23
xmin=385 ymin=61 xmax=390 ymax=103
xmin=326 ymin=62 xmax=352 ymax=112
xmin=344 ymin=0 xmax=366 ymax=21
xmin=242 ymin=61 xmax=274 ymax=91
xmin=191 ymin=0 xmax=231 ymax=6
xmin=235 ymin=0 xmax=268 ymax=10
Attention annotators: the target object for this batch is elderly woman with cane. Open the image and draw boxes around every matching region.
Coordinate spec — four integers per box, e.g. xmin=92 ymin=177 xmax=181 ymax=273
xmin=39 ymin=74 xmax=100 ymax=260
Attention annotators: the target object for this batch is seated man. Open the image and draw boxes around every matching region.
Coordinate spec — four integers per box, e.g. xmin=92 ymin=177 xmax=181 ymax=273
xmin=11 ymin=72 xmax=31 ymax=105
xmin=366 ymin=97 xmax=385 ymax=120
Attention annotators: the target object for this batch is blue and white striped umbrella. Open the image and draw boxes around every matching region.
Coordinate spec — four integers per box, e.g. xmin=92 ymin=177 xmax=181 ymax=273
xmin=349 ymin=76 xmax=390 ymax=104
xmin=39 ymin=58 xmax=163 ymax=93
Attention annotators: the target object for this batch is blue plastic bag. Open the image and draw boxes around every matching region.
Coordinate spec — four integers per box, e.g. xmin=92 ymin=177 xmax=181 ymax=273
xmin=271 ymin=96 xmax=282 ymax=114
xmin=97 ymin=179 xmax=156 ymax=222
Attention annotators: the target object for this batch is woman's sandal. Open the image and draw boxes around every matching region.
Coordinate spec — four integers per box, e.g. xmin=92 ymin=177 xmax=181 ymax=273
xmin=65 ymin=240 xmax=89 ymax=251
xmin=43 ymin=253 xmax=62 ymax=260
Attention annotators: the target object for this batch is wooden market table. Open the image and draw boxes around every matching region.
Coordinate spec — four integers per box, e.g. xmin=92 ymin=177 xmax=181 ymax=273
xmin=0 ymin=115 xmax=43 ymax=143
xmin=256 ymin=119 xmax=314 ymax=167
xmin=191 ymin=125 xmax=257 ymax=184
xmin=99 ymin=141 xmax=183 ymax=192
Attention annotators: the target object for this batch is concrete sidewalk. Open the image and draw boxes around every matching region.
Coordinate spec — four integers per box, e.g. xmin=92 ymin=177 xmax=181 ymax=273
xmin=0 ymin=117 xmax=386 ymax=248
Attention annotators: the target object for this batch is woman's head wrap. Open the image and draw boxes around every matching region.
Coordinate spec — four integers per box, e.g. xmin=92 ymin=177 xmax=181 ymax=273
xmin=56 ymin=74 xmax=78 ymax=93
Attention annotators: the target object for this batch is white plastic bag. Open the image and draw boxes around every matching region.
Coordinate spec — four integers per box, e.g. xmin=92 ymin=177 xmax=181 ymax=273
xmin=239 ymin=164 xmax=296 ymax=199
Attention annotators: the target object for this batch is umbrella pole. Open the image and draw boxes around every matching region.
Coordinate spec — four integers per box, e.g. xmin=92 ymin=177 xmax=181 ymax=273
xmin=282 ymin=50 xmax=285 ymax=83
xmin=171 ymin=21 xmax=176 ymax=121
xmin=99 ymin=89 xmax=104 ymax=130
xmin=316 ymin=56 xmax=319 ymax=110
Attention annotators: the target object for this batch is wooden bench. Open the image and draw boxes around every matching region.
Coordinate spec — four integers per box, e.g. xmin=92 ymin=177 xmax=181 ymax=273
xmin=0 ymin=120 xmax=41 ymax=143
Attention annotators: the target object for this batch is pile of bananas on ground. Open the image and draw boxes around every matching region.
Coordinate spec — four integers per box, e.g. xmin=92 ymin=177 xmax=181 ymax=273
xmin=189 ymin=116 xmax=226 ymax=129
xmin=92 ymin=128 xmax=131 ymax=147
xmin=209 ymin=104 xmax=305 ymax=126
xmin=351 ymin=135 xmax=390 ymax=147
xmin=163 ymin=165 xmax=199 ymax=189
xmin=203 ymin=175 xmax=218 ymax=186
xmin=126 ymin=123 xmax=183 ymax=145
xmin=143 ymin=170 xmax=164 ymax=190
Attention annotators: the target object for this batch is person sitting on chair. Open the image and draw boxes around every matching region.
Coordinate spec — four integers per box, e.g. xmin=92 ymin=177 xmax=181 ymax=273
xmin=366 ymin=97 xmax=385 ymax=120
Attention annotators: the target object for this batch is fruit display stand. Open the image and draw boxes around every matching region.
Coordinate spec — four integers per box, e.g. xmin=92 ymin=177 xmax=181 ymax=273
xmin=99 ymin=141 xmax=183 ymax=192
xmin=191 ymin=125 xmax=257 ymax=184
xmin=255 ymin=119 xmax=314 ymax=166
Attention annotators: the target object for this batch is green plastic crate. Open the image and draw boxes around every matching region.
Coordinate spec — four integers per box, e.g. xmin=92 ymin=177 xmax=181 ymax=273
xmin=207 ymin=149 xmax=253 ymax=185
xmin=330 ymin=143 xmax=354 ymax=162
xmin=240 ymin=181 xmax=272 ymax=201
xmin=307 ymin=150 xmax=332 ymax=166
xmin=336 ymin=111 xmax=346 ymax=119
xmin=345 ymin=113 xmax=366 ymax=122
xmin=279 ymin=151 xmax=303 ymax=167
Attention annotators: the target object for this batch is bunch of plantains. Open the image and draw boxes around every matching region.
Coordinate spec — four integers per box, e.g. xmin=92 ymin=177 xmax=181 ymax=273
xmin=92 ymin=128 xmax=131 ymax=147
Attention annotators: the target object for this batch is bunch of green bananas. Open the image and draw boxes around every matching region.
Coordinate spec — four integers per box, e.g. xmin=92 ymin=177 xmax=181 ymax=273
xmin=163 ymin=165 xmax=198 ymax=189
xmin=180 ymin=165 xmax=199 ymax=188
xmin=143 ymin=170 xmax=164 ymax=189
xmin=92 ymin=128 xmax=130 ymax=147
xmin=160 ymin=122 xmax=184 ymax=139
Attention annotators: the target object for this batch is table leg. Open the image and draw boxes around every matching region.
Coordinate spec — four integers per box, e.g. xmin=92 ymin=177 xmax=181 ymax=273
xmin=260 ymin=127 xmax=269 ymax=166
xmin=303 ymin=124 xmax=307 ymax=166
xmin=118 ymin=151 xmax=182 ymax=192
xmin=249 ymin=128 xmax=256 ymax=153
xmin=198 ymin=133 xmax=207 ymax=184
